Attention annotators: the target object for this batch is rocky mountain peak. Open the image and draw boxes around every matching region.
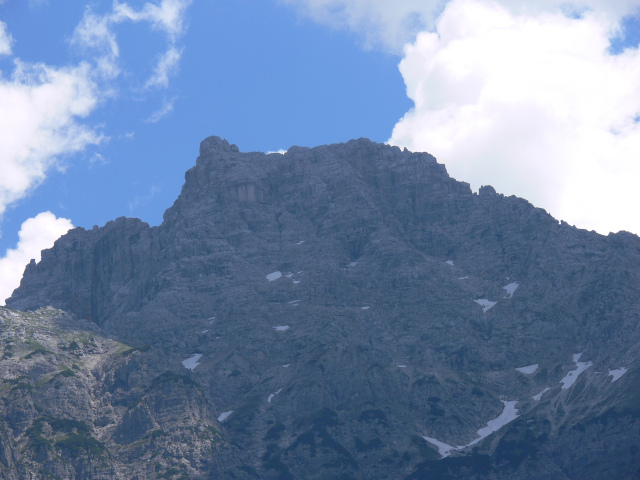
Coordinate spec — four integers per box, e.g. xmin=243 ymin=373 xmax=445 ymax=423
xmin=4 ymin=136 xmax=640 ymax=479
xmin=199 ymin=135 xmax=240 ymax=156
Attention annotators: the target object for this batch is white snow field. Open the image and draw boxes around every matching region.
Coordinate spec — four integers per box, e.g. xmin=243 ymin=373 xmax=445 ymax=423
xmin=423 ymin=437 xmax=457 ymax=457
xmin=266 ymin=271 xmax=282 ymax=281
xmin=182 ymin=353 xmax=203 ymax=371
xmin=533 ymin=387 xmax=551 ymax=401
xmin=608 ymin=367 xmax=628 ymax=382
xmin=424 ymin=400 xmax=520 ymax=457
xmin=474 ymin=299 xmax=497 ymax=312
xmin=274 ymin=325 xmax=290 ymax=331
xmin=503 ymin=282 xmax=519 ymax=298
xmin=515 ymin=364 xmax=538 ymax=374
xmin=560 ymin=353 xmax=593 ymax=389
xmin=463 ymin=401 xmax=519 ymax=447
xmin=218 ymin=411 xmax=233 ymax=422
xmin=268 ymin=388 xmax=283 ymax=403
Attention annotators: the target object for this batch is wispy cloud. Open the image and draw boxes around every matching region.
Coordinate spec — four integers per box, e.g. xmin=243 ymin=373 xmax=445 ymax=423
xmin=113 ymin=0 xmax=192 ymax=42
xmin=89 ymin=152 xmax=109 ymax=167
xmin=71 ymin=6 xmax=121 ymax=79
xmin=28 ymin=0 xmax=50 ymax=8
xmin=73 ymin=0 xmax=192 ymax=87
xmin=0 ymin=212 xmax=73 ymax=305
xmin=145 ymin=97 xmax=176 ymax=123
xmin=145 ymin=46 xmax=183 ymax=89
xmin=128 ymin=185 xmax=161 ymax=213
xmin=0 ymin=20 xmax=13 ymax=56
xmin=281 ymin=0 xmax=445 ymax=53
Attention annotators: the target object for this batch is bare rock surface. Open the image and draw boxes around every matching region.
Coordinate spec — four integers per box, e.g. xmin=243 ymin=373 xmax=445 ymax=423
xmin=6 ymin=136 xmax=640 ymax=479
xmin=0 ymin=307 xmax=251 ymax=479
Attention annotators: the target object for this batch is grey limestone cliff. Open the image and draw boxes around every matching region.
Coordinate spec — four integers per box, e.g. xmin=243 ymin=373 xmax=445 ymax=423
xmin=5 ymin=136 xmax=640 ymax=479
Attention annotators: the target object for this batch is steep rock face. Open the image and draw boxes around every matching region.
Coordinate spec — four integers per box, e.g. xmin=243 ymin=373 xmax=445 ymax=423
xmin=6 ymin=137 xmax=640 ymax=479
xmin=12 ymin=218 xmax=153 ymax=325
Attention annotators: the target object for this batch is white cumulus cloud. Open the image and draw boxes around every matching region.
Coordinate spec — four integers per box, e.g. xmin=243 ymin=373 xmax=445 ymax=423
xmin=283 ymin=0 xmax=640 ymax=52
xmin=390 ymin=0 xmax=640 ymax=235
xmin=0 ymin=0 xmax=192 ymax=224
xmin=0 ymin=212 xmax=73 ymax=305
xmin=285 ymin=0 xmax=640 ymax=234
xmin=0 ymin=60 xmax=103 ymax=218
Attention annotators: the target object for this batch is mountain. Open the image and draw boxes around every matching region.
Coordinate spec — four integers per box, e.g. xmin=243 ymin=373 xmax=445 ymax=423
xmin=4 ymin=136 xmax=640 ymax=479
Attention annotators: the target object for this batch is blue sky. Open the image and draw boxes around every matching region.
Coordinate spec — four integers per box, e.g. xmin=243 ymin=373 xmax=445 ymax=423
xmin=1 ymin=0 xmax=640 ymax=302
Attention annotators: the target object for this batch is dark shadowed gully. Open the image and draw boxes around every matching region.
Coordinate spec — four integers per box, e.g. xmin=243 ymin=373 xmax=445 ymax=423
xmin=3 ymin=136 xmax=640 ymax=479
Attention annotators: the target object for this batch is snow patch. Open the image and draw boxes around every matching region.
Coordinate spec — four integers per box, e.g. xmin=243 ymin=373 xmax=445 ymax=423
xmin=274 ymin=325 xmax=290 ymax=332
xmin=446 ymin=260 xmax=454 ymax=266
xmin=424 ymin=400 xmax=519 ymax=457
xmin=288 ymin=300 xmax=300 ymax=304
xmin=609 ymin=367 xmax=628 ymax=382
xmin=463 ymin=400 xmax=519 ymax=448
xmin=516 ymin=364 xmax=538 ymax=374
xmin=296 ymin=240 xmax=305 ymax=245
xmin=361 ymin=306 xmax=370 ymax=310
xmin=285 ymin=273 xmax=294 ymax=278
xmin=348 ymin=262 xmax=357 ymax=267
xmin=218 ymin=411 xmax=233 ymax=422
xmin=398 ymin=364 xmax=407 ymax=368
xmin=503 ymin=282 xmax=519 ymax=298
xmin=458 ymin=276 xmax=469 ymax=280
xmin=474 ymin=299 xmax=497 ymax=312
xmin=282 ymin=364 xmax=290 ymax=368
xmin=423 ymin=437 xmax=457 ymax=457
xmin=201 ymin=329 xmax=208 ymax=334
xmin=182 ymin=353 xmax=203 ymax=371
xmin=292 ymin=280 xmax=300 ymax=284
xmin=266 ymin=271 xmax=282 ymax=282
xmin=532 ymin=387 xmax=551 ymax=401
xmin=268 ymin=388 xmax=283 ymax=403
xmin=560 ymin=353 xmax=593 ymax=389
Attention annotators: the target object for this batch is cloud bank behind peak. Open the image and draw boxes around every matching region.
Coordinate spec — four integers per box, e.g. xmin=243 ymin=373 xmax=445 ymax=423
xmin=285 ymin=0 xmax=640 ymax=235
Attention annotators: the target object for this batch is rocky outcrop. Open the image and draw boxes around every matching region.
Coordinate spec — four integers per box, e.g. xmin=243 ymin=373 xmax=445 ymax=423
xmin=0 ymin=307 xmax=250 ymax=479
xmin=6 ymin=136 xmax=640 ymax=479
